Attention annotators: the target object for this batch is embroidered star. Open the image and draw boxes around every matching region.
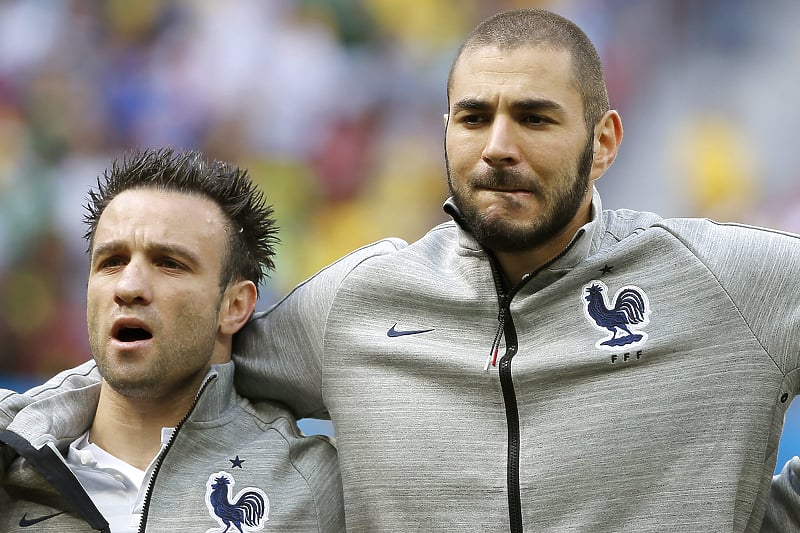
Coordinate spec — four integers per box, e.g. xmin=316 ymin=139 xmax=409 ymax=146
xmin=599 ymin=264 xmax=614 ymax=275
xmin=229 ymin=455 xmax=245 ymax=468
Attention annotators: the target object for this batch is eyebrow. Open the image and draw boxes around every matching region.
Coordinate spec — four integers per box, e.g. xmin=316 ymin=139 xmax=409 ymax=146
xmin=451 ymin=97 xmax=565 ymax=114
xmin=91 ymin=240 xmax=202 ymax=266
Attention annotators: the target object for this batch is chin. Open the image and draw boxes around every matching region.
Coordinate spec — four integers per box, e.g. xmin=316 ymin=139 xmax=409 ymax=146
xmin=103 ymin=373 xmax=161 ymax=398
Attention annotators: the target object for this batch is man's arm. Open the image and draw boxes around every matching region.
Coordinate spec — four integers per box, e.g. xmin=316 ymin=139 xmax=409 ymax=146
xmin=233 ymin=238 xmax=405 ymax=418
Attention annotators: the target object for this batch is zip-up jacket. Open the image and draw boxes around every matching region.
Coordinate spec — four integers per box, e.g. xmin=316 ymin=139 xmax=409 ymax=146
xmin=229 ymin=189 xmax=800 ymax=532
xmin=0 ymin=361 xmax=345 ymax=532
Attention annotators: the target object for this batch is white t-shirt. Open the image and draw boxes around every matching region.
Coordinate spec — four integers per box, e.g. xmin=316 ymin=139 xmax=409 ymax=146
xmin=66 ymin=429 xmax=173 ymax=533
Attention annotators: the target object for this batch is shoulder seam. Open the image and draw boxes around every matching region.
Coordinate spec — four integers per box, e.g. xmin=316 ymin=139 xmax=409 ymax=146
xmin=652 ymin=222 xmax=783 ymax=374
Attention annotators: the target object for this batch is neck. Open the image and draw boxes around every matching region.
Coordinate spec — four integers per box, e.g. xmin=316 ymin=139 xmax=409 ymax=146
xmin=495 ymin=246 xmax=560 ymax=286
xmin=494 ymin=200 xmax=592 ymax=285
xmin=89 ymin=381 xmax=201 ymax=470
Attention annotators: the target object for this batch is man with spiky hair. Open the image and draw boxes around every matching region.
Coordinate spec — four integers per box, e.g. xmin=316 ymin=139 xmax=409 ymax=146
xmin=0 ymin=148 xmax=344 ymax=532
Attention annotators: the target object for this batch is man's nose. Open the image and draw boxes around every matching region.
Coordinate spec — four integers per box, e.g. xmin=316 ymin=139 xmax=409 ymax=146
xmin=481 ymin=117 xmax=521 ymax=166
xmin=114 ymin=262 xmax=152 ymax=305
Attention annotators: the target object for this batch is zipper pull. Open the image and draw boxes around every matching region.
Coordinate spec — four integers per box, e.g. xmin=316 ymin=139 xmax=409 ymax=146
xmin=484 ymin=345 xmax=500 ymax=371
xmin=484 ymin=309 xmax=506 ymax=371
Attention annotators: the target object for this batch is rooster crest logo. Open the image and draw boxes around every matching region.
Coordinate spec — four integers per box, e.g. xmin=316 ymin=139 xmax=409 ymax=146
xmin=205 ymin=471 xmax=269 ymax=533
xmin=582 ymin=280 xmax=651 ymax=351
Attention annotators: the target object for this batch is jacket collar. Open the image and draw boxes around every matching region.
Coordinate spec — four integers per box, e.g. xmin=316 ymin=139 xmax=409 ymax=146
xmin=443 ymin=187 xmax=605 ymax=289
xmin=6 ymin=384 xmax=101 ymax=449
xmin=187 ymin=361 xmax=237 ymax=423
xmin=5 ymin=362 xmax=238 ymax=448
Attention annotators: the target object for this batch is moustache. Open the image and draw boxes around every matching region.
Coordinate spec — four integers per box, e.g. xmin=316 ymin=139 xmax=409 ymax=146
xmin=471 ymin=169 xmax=542 ymax=194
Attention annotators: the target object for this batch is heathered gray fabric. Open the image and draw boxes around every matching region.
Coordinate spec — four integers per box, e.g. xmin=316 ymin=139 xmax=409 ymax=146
xmin=0 ymin=362 xmax=345 ymax=532
xmin=231 ymin=189 xmax=800 ymax=532
xmin=763 ymin=456 xmax=800 ymax=531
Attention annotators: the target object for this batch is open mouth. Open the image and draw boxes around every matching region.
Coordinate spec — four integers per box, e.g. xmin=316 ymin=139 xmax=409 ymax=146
xmin=112 ymin=320 xmax=153 ymax=343
xmin=116 ymin=327 xmax=153 ymax=342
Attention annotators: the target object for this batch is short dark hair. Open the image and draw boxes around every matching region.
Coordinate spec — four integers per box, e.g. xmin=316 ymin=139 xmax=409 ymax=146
xmin=447 ymin=8 xmax=610 ymax=128
xmin=84 ymin=147 xmax=278 ymax=292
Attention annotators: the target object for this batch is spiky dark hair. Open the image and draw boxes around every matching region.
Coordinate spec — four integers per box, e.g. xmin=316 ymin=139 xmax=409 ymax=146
xmin=84 ymin=147 xmax=278 ymax=292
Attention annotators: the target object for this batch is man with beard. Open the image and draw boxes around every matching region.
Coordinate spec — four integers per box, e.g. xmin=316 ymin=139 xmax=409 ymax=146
xmin=3 ymin=8 xmax=799 ymax=533
xmin=236 ymin=8 xmax=798 ymax=532
xmin=0 ymin=148 xmax=344 ymax=532
xmin=230 ymin=8 xmax=797 ymax=531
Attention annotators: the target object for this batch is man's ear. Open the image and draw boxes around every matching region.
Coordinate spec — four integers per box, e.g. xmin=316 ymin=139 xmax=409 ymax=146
xmin=218 ymin=280 xmax=257 ymax=336
xmin=589 ymin=109 xmax=623 ymax=182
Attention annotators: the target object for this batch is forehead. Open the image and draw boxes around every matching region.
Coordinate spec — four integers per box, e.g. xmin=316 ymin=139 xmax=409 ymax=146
xmin=94 ymin=189 xmax=228 ymax=254
xmin=450 ymin=45 xmax=581 ymax=110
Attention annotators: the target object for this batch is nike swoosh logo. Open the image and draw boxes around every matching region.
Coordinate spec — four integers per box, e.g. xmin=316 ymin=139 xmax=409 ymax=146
xmin=19 ymin=511 xmax=65 ymax=527
xmin=387 ymin=323 xmax=434 ymax=337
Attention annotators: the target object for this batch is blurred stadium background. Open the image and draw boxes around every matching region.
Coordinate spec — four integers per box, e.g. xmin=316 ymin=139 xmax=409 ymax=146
xmin=0 ymin=0 xmax=798 ymax=472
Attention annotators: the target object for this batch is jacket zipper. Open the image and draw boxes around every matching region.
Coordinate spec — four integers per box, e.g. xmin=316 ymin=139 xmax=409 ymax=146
xmin=136 ymin=374 xmax=216 ymax=533
xmin=497 ymin=302 xmax=522 ymax=532
xmin=486 ymin=229 xmax=586 ymax=533
xmin=486 ymin=254 xmax=524 ymax=533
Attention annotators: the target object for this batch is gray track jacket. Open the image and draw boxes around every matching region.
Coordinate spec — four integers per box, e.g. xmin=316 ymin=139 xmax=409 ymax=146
xmin=230 ymin=190 xmax=800 ymax=532
xmin=0 ymin=362 xmax=344 ymax=532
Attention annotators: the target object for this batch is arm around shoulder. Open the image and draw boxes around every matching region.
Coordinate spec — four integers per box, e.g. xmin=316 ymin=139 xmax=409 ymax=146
xmin=233 ymin=238 xmax=406 ymax=418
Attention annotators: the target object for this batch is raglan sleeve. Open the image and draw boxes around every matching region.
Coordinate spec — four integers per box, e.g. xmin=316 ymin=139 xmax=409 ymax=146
xmin=714 ymin=226 xmax=800 ymax=381
xmin=232 ymin=238 xmax=406 ymax=419
xmin=665 ymin=221 xmax=800 ymax=380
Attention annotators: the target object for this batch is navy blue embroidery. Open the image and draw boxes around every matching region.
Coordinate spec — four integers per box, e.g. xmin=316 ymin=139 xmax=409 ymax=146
xmin=583 ymin=280 xmax=650 ymax=350
xmin=205 ymin=471 xmax=269 ymax=532
xmin=229 ymin=456 xmax=245 ymax=468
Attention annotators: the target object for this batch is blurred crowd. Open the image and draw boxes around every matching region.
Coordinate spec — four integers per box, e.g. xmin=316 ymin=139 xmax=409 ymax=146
xmin=1 ymin=0 xmax=800 ymax=390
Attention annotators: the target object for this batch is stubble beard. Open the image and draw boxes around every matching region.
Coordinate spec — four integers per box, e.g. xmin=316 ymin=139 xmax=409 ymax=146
xmin=89 ymin=307 xmax=220 ymax=400
xmin=446 ymin=137 xmax=594 ymax=253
